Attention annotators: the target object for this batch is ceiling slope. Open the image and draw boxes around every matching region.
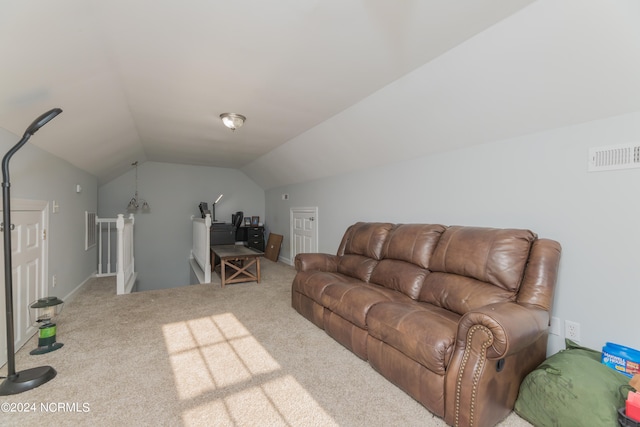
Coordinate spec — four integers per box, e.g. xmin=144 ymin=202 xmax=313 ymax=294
xmin=0 ymin=0 xmax=534 ymax=184
xmin=242 ymin=0 xmax=640 ymax=189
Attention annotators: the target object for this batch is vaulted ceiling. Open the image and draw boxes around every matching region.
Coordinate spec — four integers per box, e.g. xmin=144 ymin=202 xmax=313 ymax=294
xmin=1 ymin=1 xmax=639 ymax=189
xmin=1 ymin=0 xmax=535 ymax=185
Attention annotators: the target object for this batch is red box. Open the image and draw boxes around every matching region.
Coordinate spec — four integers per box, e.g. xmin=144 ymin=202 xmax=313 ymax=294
xmin=627 ymin=391 xmax=640 ymax=422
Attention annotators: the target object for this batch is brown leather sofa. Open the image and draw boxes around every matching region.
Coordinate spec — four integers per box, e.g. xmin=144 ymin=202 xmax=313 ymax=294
xmin=291 ymin=222 xmax=561 ymax=427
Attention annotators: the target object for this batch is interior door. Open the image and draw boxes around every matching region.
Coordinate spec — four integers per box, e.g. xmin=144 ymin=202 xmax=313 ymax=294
xmin=0 ymin=202 xmax=48 ymax=368
xmin=290 ymin=207 xmax=318 ymax=261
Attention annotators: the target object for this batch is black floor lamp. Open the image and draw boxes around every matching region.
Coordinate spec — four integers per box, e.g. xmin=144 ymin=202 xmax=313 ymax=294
xmin=0 ymin=108 xmax=63 ymax=395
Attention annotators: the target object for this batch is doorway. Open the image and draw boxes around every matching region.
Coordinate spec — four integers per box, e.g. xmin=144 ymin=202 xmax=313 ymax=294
xmin=290 ymin=207 xmax=318 ymax=262
xmin=0 ymin=199 xmax=49 ymax=367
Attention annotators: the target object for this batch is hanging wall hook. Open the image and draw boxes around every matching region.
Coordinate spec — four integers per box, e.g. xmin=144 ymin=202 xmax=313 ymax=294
xmin=0 ymin=223 xmax=15 ymax=232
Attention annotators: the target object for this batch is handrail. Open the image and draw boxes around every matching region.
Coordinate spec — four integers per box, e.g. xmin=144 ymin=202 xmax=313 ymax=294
xmin=116 ymin=214 xmax=136 ymax=294
xmin=96 ymin=217 xmax=117 ymax=277
xmin=189 ymin=213 xmax=211 ymax=283
xmin=96 ymin=214 xmax=137 ymax=294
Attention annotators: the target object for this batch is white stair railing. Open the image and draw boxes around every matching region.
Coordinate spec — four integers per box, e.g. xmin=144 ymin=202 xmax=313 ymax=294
xmin=189 ymin=213 xmax=211 ymax=283
xmin=96 ymin=217 xmax=117 ymax=277
xmin=116 ymin=214 xmax=136 ymax=294
xmin=96 ymin=214 xmax=137 ymax=294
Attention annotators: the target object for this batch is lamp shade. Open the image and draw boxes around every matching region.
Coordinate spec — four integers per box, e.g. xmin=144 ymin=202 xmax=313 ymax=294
xmin=29 ymin=297 xmax=64 ymax=324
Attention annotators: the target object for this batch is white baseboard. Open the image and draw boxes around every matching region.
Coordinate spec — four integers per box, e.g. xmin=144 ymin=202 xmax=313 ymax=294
xmin=62 ymin=271 xmax=97 ymax=303
xmin=278 ymin=256 xmax=293 ymax=266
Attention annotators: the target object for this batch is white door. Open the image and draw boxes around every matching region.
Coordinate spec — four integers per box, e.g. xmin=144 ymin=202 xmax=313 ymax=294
xmin=0 ymin=201 xmax=48 ymax=368
xmin=290 ymin=207 xmax=318 ymax=261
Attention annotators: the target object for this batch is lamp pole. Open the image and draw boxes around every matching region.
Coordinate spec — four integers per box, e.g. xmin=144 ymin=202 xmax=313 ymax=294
xmin=212 ymin=194 xmax=223 ymax=222
xmin=0 ymin=108 xmax=62 ymax=395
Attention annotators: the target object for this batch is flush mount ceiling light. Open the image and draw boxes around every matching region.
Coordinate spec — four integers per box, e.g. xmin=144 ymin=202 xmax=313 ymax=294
xmin=220 ymin=113 xmax=246 ymax=131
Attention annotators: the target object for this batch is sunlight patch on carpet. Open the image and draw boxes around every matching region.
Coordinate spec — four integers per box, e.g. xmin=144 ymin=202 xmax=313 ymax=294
xmin=181 ymin=375 xmax=338 ymax=427
xmin=261 ymin=375 xmax=339 ymax=426
xmin=164 ymin=312 xmax=337 ymax=425
xmin=164 ymin=313 xmax=277 ymax=399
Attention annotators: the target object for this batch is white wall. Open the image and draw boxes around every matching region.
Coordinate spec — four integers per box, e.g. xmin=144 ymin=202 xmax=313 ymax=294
xmin=98 ymin=161 xmax=264 ymax=291
xmin=266 ymin=110 xmax=640 ymax=356
xmin=0 ymin=127 xmax=98 ymax=301
xmin=244 ymin=0 xmax=640 ymax=191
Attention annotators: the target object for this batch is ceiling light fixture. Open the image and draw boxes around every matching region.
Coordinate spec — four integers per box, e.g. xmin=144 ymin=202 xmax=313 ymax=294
xmin=220 ymin=113 xmax=246 ymax=131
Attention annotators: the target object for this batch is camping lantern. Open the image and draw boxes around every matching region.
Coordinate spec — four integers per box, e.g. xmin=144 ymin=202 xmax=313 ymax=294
xmin=29 ymin=297 xmax=64 ymax=355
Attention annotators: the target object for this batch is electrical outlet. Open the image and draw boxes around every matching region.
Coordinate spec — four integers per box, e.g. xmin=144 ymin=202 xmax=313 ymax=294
xmin=565 ymin=320 xmax=581 ymax=342
xmin=52 ymin=275 xmax=57 ymax=288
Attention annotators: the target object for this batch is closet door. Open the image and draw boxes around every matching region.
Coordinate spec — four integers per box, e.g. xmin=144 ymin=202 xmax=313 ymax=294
xmin=290 ymin=207 xmax=318 ymax=262
xmin=0 ymin=201 xmax=48 ymax=368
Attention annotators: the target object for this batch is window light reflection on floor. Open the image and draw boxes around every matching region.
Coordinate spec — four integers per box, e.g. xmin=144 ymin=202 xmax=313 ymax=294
xmin=162 ymin=313 xmax=337 ymax=426
xmin=182 ymin=375 xmax=338 ymax=427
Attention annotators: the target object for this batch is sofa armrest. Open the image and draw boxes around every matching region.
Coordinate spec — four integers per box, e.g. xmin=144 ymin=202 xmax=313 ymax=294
xmin=294 ymin=253 xmax=339 ymax=272
xmin=456 ymin=302 xmax=549 ymax=359
xmin=444 ymin=303 xmax=550 ymax=427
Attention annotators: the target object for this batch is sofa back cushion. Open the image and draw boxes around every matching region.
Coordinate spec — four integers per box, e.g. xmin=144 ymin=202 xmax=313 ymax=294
xmin=370 ymin=224 xmax=446 ymax=299
xmin=382 ymin=223 xmax=447 ymax=269
xmin=419 ymin=226 xmax=537 ymax=315
xmin=336 ymin=222 xmax=395 ymax=282
xmin=337 ymin=222 xmax=394 ymax=258
xmin=337 ymin=255 xmax=380 ymax=283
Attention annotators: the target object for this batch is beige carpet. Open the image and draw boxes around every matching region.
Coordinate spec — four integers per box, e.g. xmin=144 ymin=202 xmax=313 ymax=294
xmin=1 ymin=260 xmax=532 ymax=427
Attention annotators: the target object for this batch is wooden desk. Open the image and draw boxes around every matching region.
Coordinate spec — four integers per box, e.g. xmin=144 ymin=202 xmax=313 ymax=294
xmin=211 ymin=245 xmax=264 ymax=287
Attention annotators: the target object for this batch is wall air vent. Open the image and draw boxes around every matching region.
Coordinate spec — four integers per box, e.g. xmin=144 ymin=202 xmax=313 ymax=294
xmin=588 ymin=142 xmax=640 ymax=172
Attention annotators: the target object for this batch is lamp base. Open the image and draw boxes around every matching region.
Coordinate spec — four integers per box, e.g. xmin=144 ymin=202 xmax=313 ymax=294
xmin=30 ymin=342 xmax=63 ymax=355
xmin=29 ymin=323 xmax=63 ymax=355
xmin=0 ymin=365 xmax=56 ymax=395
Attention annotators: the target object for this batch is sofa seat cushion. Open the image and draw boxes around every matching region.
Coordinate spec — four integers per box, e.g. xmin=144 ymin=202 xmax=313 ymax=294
xmin=367 ymin=301 xmax=460 ymax=375
xmin=321 ymin=282 xmax=412 ymax=329
xmin=293 ymin=271 xmax=363 ymax=304
xmin=419 ymin=272 xmax=517 ymax=315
